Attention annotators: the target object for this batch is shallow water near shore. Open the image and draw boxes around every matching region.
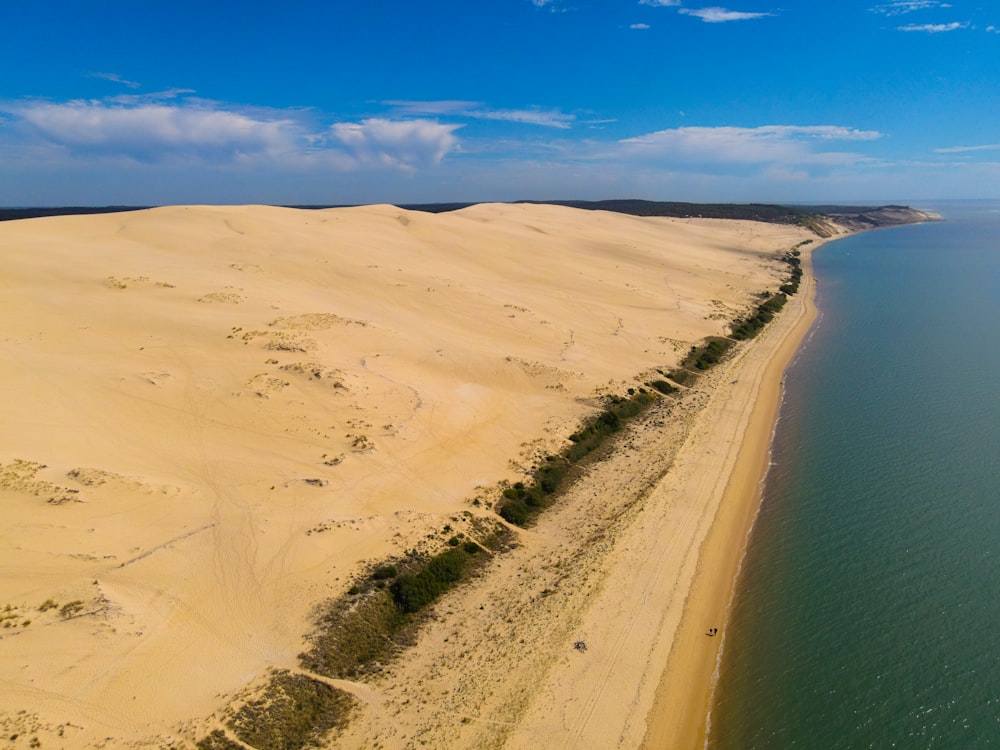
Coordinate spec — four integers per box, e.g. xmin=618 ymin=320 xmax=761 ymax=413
xmin=709 ymin=201 xmax=1000 ymax=749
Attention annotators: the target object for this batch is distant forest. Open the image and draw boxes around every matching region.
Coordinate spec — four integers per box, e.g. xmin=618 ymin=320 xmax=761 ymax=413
xmin=1 ymin=200 xmax=907 ymax=229
xmin=512 ymin=199 xmax=814 ymax=223
xmin=0 ymin=206 xmax=147 ymax=222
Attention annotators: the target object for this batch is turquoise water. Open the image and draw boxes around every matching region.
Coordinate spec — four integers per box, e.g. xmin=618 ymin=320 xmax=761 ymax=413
xmin=710 ymin=202 xmax=1000 ymax=749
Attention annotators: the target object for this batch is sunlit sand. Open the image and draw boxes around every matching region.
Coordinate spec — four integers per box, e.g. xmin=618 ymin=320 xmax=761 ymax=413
xmin=0 ymin=203 xmax=823 ymax=747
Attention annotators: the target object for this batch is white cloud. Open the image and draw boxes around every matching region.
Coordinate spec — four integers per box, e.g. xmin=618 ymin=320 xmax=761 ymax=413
xmin=934 ymin=143 xmax=1000 ymax=153
xmin=631 ymin=23 xmax=652 ymax=29
xmin=87 ymin=72 xmax=141 ymax=89
xmin=384 ymin=100 xmax=574 ymax=129
xmin=613 ymin=125 xmax=881 ymax=171
xmin=0 ymin=97 xmax=461 ymax=173
xmin=679 ymin=7 xmax=774 ymax=23
xmin=480 ymin=108 xmax=573 ymax=129
xmin=327 ymin=118 xmax=461 ymax=171
xmin=9 ymin=100 xmax=298 ymax=160
xmin=638 ymin=0 xmax=680 ymax=6
xmin=105 ymin=88 xmax=198 ymax=105
xmin=870 ymin=1 xmax=952 ymax=16
xmin=897 ymin=21 xmax=967 ymax=31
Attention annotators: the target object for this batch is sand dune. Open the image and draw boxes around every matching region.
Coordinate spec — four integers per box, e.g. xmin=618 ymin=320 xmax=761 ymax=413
xmin=0 ymin=204 xmax=816 ymax=747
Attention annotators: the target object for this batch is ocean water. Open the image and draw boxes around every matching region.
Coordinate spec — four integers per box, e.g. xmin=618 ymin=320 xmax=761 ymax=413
xmin=709 ymin=202 xmax=1000 ymax=749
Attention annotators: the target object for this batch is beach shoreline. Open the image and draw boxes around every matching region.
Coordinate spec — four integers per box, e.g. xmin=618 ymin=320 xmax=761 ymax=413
xmin=640 ymin=242 xmax=820 ymax=750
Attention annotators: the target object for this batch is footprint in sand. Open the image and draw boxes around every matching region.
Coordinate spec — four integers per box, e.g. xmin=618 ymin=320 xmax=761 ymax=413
xmin=141 ymin=371 xmax=172 ymax=386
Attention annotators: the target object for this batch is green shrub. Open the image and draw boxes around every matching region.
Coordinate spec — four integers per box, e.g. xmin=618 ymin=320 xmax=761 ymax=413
xmin=391 ymin=549 xmax=469 ymax=614
xmin=731 ymin=294 xmax=787 ymax=341
xmin=371 ymin=565 xmax=397 ymax=580
xmin=299 ymin=523 xmax=506 ymax=693
xmin=683 ymin=337 xmax=735 ymax=369
xmin=497 ymin=392 xmax=657 ymax=527
xmin=648 ymin=379 xmax=678 ymax=395
xmin=499 ymin=500 xmax=530 ymax=525
xmin=196 ymin=730 xmax=245 ymax=750
xmin=667 ymin=369 xmax=694 ymax=386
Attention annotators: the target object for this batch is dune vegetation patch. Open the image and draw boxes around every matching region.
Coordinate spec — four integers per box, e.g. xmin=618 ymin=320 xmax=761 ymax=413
xmin=497 ymin=389 xmax=659 ymax=527
xmin=198 ymin=670 xmax=355 ymax=750
xmin=300 ymin=518 xmax=508 ymax=681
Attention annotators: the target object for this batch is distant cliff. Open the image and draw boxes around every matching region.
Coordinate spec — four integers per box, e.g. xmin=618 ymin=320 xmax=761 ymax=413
xmin=811 ymin=205 xmax=940 ymax=236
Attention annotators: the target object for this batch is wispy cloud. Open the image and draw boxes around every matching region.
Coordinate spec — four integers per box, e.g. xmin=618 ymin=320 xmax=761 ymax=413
xmin=384 ymin=100 xmax=574 ymax=129
xmin=529 ymin=0 xmax=567 ymax=10
xmin=87 ymin=72 xmax=141 ymax=89
xmin=934 ymin=143 xmax=1000 ymax=153
xmin=630 ymin=23 xmax=652 ymax=29
xmin=897 ymin=21 xmax=967 ymax=32
xmin=638 ymin=0 xmax=680 ymax=6
xmin=678 ymin=7 xmax=775 ymax=23
xmin=382 ymin=100 xmax=478 ymax=117
xmin=870 ymin=1 xmax=952 ymax=16
xmin=104 ymin=88 xmax=197 ymax=105
xmin=482 ymin=109 xmax=574 ymax=128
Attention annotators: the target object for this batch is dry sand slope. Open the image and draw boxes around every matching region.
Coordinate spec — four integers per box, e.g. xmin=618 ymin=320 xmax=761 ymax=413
xmin=0 ymin=203 xmax=815 ymax=747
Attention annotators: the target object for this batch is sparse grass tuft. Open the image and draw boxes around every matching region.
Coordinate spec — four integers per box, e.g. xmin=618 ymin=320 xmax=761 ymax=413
xmin=300 ymin=587 xmax=403 ymax=679
xmin=59 ymin=600 xmax=84 ymax=618
xmin=225 ymin=670 xmax=355 ymax=750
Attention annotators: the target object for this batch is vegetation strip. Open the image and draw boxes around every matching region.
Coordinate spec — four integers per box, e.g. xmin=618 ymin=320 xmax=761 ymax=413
xmin=498 ymin=390 xmax=658 ymax=526
xmin=300 ymin=524 xmax=505 ymax=681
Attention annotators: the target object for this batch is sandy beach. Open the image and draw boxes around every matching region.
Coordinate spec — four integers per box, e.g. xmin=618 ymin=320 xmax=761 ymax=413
xmin=640 ymin=245 xmax=819 ymax=750
xmin=0 ymin=203 xmax=825 ymax=748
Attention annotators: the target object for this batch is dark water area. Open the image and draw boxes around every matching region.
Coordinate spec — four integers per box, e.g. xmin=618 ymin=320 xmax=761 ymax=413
xmin=709 ymin=202 xmax=1000 ymax=749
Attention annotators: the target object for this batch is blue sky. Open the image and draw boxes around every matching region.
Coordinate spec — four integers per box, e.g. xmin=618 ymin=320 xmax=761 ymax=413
xmin=1 ymin=0 xmax=998 ymax=205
